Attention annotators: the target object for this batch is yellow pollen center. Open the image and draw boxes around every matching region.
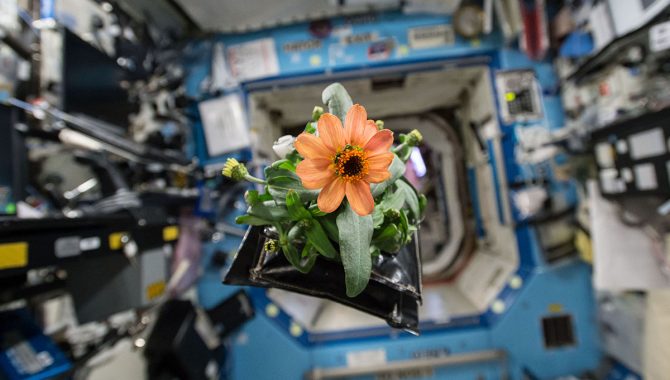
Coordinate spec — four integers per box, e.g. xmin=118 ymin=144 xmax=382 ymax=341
xmin=333 ymin=146 xmax=368 ymax=181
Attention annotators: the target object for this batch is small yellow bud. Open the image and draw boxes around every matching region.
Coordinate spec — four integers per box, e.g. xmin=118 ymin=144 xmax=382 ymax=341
xmin=375 ymin=120 xmax=385 ymax=130
xmin=312 ymin=106 xmax=324 ymax=121
xmin=406 ymin=129 xmax=423 ymax=146
xmin=221 ymin=158 xmax=248 ymax=181
xmin=263 ymin=239 xmax=278 ymax=253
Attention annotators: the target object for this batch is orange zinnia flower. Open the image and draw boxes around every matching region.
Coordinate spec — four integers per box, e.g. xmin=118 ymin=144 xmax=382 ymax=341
xmin=295 ymin=104 xmax=394 ymax=216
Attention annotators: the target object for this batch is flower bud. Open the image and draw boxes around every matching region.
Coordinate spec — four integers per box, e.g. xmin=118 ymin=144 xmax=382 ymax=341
xmin=312 ymin=106 xmax=324 ymax=121
xmin=405 ymin=129 xmax=423 ymax=146
xmin=263 ymin=239 xmax=278 ymax=253
xmin=272 ymin=135 xmax=296 ymax=159
xmin=384 ymin=209 xmax=401 ymax=223
xmin=222 ymin=158 xmax=248 ymax=181
xmin=375 ymin=120 xmax=385 ymax=130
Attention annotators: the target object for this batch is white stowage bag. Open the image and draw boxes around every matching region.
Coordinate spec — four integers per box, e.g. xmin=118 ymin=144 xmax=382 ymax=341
xmin=644 ymin=289 xmax=670 ymax=379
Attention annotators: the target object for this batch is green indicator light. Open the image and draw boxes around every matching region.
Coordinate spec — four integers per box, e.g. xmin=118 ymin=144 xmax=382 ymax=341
xmin=5 ymin=203 xmax=16 ymax=214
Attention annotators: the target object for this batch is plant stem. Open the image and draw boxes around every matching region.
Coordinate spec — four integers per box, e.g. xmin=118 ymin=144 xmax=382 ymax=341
xmin=393 ymin=143 xmax=412 ymax=163
xmin=244 ymin=174 xmax=267 ymax=185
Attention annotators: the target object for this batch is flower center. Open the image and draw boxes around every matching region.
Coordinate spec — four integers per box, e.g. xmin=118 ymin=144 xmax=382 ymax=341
xmin=334 ymin=145 xmax=368 ymax=181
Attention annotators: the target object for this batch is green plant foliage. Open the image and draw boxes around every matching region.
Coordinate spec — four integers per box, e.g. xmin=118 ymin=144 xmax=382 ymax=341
xmin=232 ymin=83 xmax=425 ymax=298
xmin=337 ymin=203 xmax=373 ymax=297
xmin=322 ymin=83 xmax=353 ymax=122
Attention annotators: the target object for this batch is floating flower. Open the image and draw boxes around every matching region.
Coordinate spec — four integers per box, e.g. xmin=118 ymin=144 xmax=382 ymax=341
xmin=295 ymin=104 xmax=394 ymax=216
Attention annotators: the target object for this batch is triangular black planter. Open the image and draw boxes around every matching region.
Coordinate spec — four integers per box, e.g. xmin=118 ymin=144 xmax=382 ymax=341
xmin=223 ymin=226 xmax=423 ymax=334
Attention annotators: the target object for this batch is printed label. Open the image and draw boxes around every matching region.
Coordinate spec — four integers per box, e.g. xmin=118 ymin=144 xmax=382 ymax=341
xmin=227 ymin=38 xmax=279 ymax=81
xmin=408 ymin=24 xmax=455 ymax=49
xmin=80 ymin=236 xmax=101 ymax=251
xmin=7 ymin=342 xmax=53 ymax=375
xmin=282 ymin=39 xmax=322 ymax=53
xmin=341 ymin=32 xmax=378 ymax=45
xmin=55 ymin=236 xmax=80 ymax=258
xmin=650 ymin=20 xmax=670 ymax=52
xmin=346 ymin=349 xmax=386 ymax=368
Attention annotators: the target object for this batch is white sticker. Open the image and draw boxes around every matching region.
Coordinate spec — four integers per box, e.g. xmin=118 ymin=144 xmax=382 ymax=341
xmin=629 ymin=128 xmax=666 ymax=160
xmin=80 ymin=237 xmax=101 ymax=251
xmin=595 ymin=142 xmax=615 ymax=168
xmin=408 ymin=24 xmax=455 ymax=49
xmin=346 ymin=349 xmax=386 ymax=368
xmin=634 ymin=163 xmax=658 ymax=190
xmin=340 ymin=32 xmax=377 ymax=45
xmin=332 ymin=25 xmax=352 ymax=37
xmin=198 ymin=94 xmax=251 ymax=156
xmin=7 ymin=342 xmax=46 ymax=375
xmin=650 ymin=20 xmax=670 ymax=52
xmin=226 ymin=38 xmax=279 ymax=81
xmin=0 ymin=0 xmax=19 ymax=33
xmin=599 ymin=168 xmax=625 ymax=194
xmin=55 ymin=236 xmax=81 ymax=258
xmin=615 ymin=139 xmax=628 ymax=154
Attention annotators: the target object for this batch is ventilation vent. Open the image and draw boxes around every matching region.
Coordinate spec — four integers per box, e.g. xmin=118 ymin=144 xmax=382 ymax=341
xmin=542 ymin=315 xmax=575 ymax=348
xmin=371 ymin=76 xmax=406 ymax=91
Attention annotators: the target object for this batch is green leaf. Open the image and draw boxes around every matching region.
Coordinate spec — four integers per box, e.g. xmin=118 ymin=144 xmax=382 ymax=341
xmin=286 ymin=190 xmax=312 ymax=221
xmin=318 ymin=216 xmax=339 ymax=243
xmin=372 ymin=206 xmax=384 ymax=228
xmin=396 ymin=179 xmax=420 ymax=220
xmin=394 ymin=144 xmax=412 ymax=162
xmin=235 ymin=214 xmax=272 ymax=226
xmin=305 ymin=121 xmax=317 ymax=134
xmin=244 ymin=190 xmax=260 ymax=205
xmin=248 ymin=202 xmax=289 ymax=222
xmin=302 ymin=241 xmax=313 ymax=258
xmin=398 ymin=210 xmax=410 ymax=243
xmin=373 ymin=223 xmax=400 ymax=242
xmin=336 ymin=203 xmax=373 ymax=297
xmin=304 ymin=220 xmax=338 ymax=260
xmin=419 ymin=194 xmax=427 ymax=214
xmin=380 ymin=188 xmax=405 ymax=211
xmin=268 ymin=176 xmax=307 ymax=190
xmin=281 ymin=228 xmax=316 ymax=273
xmin=277 ymin=160 xmax=296 ymax=172
xmin=322 ymin=83 xmax=353 ymax=122
xmin=371 ymin=156 xmax=406 ymax=197
xmin=267 ymin=176 xmax=319 ymax=202
xmin=270 ymin=157 xmax=299 ymax=172
xmin=309 ymin=204 xmax=327 ymax=217
xmin=264 ymin=165 xmax=299 ymax=181
xmin=373 ymin=224 xmax=403 ymax=253
xmin=298 ymin=244 xmax=318 ymax=272
xmin=285 ymin=150 xmax=302 ymax=165
xmin=287 ymin=223 xmax=305 ymax=243
xmin=281 ymin=229 xmax=301 ymax=264
xmin=376 ymin=236 xmax=402 ymax=254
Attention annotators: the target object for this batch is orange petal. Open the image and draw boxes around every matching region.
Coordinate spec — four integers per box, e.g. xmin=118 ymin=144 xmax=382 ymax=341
xmin=344 ymin=104 xmax=367 ymax=146
xmin=317 ymin=177 xmax=346 ymax=213
xmin=346 ymin=180 xmax=374 ymax=216
xmin=364 ymin=129 xmax=394 ymax=157
xmin=296 ymin=159 xmax=334 ymax=189
xmin=364 ymin=169 xmax=390 ymax=183
xmin=367 ymin=152 xmax=394 ymax=171
xmin=295 ymin=133 xmax=333 ymax=160
xmin=359 ymin=120 xmax=379 ymax=146
xmin=317 ymin=113 xmax=346 ymax=152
